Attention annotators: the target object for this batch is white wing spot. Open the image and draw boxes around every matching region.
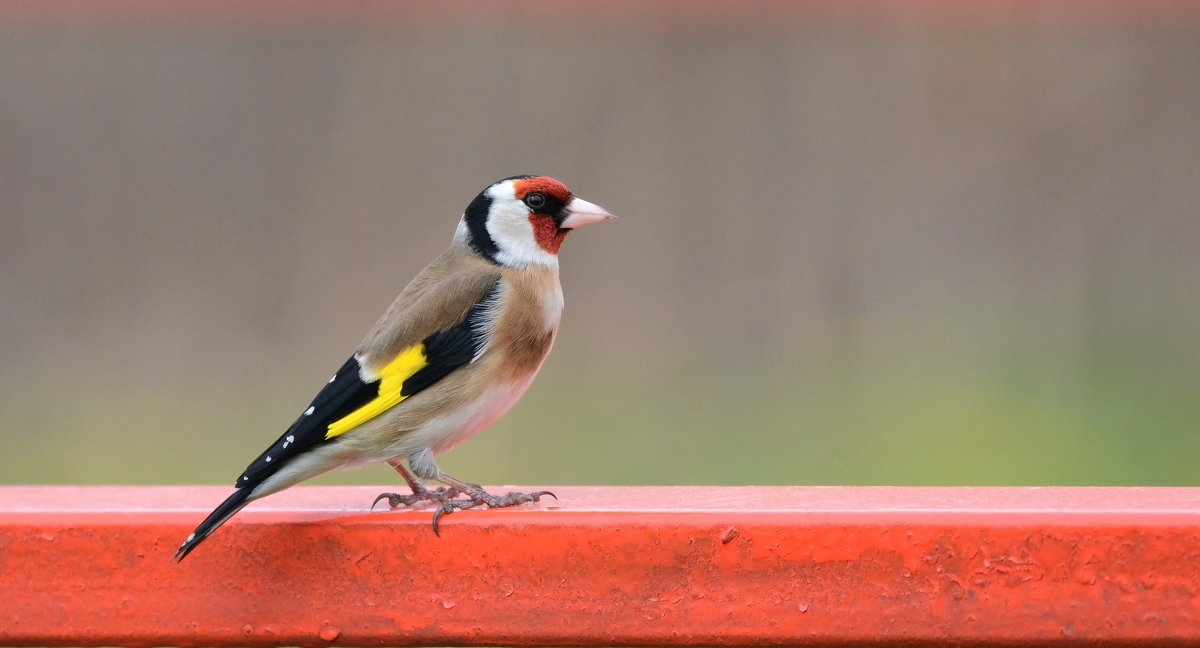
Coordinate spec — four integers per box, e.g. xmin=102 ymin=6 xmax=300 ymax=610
xmin=328 ymin=374 xmax=337 ymax=383
xmin=265 ymin=455 xmax=272 ymax=462
xmin=286 ymin=434 xmax=295 ymax=443
xmin=304 ymin=406 xmax=315 ymax=416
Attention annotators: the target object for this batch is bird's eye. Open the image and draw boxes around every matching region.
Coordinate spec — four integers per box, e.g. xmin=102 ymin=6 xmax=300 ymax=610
xmin=524 ymin=193 xmax=547 ymax=210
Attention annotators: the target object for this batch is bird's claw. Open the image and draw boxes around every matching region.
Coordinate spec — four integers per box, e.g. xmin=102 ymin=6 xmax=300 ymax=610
xmin=371 ymin=485 xmax=461 ymax=510
xmin=429 ymin=488 xmax=557 ymax=536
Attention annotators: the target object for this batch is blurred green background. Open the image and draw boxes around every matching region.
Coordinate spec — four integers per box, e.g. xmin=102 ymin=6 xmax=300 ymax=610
xmin=2 ymin=2 xmax=1198 ymax=488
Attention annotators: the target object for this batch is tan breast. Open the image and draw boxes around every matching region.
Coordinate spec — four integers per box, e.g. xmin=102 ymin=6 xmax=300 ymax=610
xmin=488 ymin=263 xmax=563 ymax=380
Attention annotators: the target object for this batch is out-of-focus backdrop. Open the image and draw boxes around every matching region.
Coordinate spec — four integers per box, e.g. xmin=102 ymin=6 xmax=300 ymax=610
xmin=2 ymin=2 xmax=1198 ymax=488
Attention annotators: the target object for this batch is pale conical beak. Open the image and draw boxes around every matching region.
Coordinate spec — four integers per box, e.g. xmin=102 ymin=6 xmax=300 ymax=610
xmin=559 ymin=196 xmax=617 ymax=229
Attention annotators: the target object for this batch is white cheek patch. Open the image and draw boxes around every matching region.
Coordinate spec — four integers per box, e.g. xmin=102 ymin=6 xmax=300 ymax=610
xmin=484 ymin=182 xmax=560 ymax=269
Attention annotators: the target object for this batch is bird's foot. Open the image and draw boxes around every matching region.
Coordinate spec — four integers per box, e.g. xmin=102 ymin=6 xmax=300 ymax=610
xmin=371 ymin=483 xmax=462 ymax=510
xmin=430 ymin=484 xmax=557 ymax=536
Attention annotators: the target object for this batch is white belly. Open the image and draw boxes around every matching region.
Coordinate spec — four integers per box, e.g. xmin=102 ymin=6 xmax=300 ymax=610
xmin=392 ymin=372 xmax=540 ymax=458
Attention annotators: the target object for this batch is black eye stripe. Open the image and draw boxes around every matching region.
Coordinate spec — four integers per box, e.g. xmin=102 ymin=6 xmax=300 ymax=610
xmin=524 ymin=193 xmax=569 ymax=224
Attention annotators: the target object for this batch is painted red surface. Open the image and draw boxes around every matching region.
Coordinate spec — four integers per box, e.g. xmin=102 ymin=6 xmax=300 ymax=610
xmin=1 ymin=486 xmax=1199 ymax=646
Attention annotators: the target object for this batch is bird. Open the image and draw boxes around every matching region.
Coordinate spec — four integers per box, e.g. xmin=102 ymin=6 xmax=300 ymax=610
xmin=174 ymin=175 xmax=615 ymax=561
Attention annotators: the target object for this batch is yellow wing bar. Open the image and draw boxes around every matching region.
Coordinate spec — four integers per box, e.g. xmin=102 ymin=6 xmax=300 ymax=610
xmin=324 ymin=345 xmax=427 ymax=439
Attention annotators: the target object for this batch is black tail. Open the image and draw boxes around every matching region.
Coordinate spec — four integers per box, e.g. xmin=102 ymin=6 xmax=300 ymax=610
xmin=173 ymin=486 xmax=255 ymax=562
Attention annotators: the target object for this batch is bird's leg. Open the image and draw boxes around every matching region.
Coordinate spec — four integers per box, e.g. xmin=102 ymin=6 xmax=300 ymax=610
xmin=428 ymin=473 xmax=556 ymax=535
xmin=372 ymin=460 xmax=462 ymax=510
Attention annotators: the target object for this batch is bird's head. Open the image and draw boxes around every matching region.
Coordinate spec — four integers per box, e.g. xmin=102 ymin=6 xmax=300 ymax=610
xmin=458 ymin=175 xmax=616 ymax=268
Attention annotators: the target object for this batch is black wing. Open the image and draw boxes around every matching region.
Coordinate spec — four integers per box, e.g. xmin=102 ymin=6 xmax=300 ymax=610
xmin=235 ymin=278 xmax=501 ymax=490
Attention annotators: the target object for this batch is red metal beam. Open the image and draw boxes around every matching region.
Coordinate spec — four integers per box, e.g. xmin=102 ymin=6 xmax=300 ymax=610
xmin=1 ymin=486 xmax=1198 ymax=646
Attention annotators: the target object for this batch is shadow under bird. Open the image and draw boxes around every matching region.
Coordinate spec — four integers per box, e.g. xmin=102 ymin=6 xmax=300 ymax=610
xmin=175 ymin=175 xmax=616 ymax=561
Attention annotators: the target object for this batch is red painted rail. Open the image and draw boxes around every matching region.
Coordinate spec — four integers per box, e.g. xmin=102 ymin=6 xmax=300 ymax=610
xmin=1 ymin=486 xmax=1198 ymax=646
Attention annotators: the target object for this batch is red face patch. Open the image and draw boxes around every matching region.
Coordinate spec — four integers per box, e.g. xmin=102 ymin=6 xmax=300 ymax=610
xmin=529 ymin=213 xmax=569 ymax=254
xmin=512 ymin=176 xmax=571 ymax=204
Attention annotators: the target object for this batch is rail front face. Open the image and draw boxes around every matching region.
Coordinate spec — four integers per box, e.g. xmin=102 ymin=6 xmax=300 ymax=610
xmin=1 ymin=486 xmax=1198 ymax=646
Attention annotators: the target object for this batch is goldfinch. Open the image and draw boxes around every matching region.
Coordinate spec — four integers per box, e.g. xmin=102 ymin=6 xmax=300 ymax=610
xmin=174 ymin=175 xmax=615 ymax=561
